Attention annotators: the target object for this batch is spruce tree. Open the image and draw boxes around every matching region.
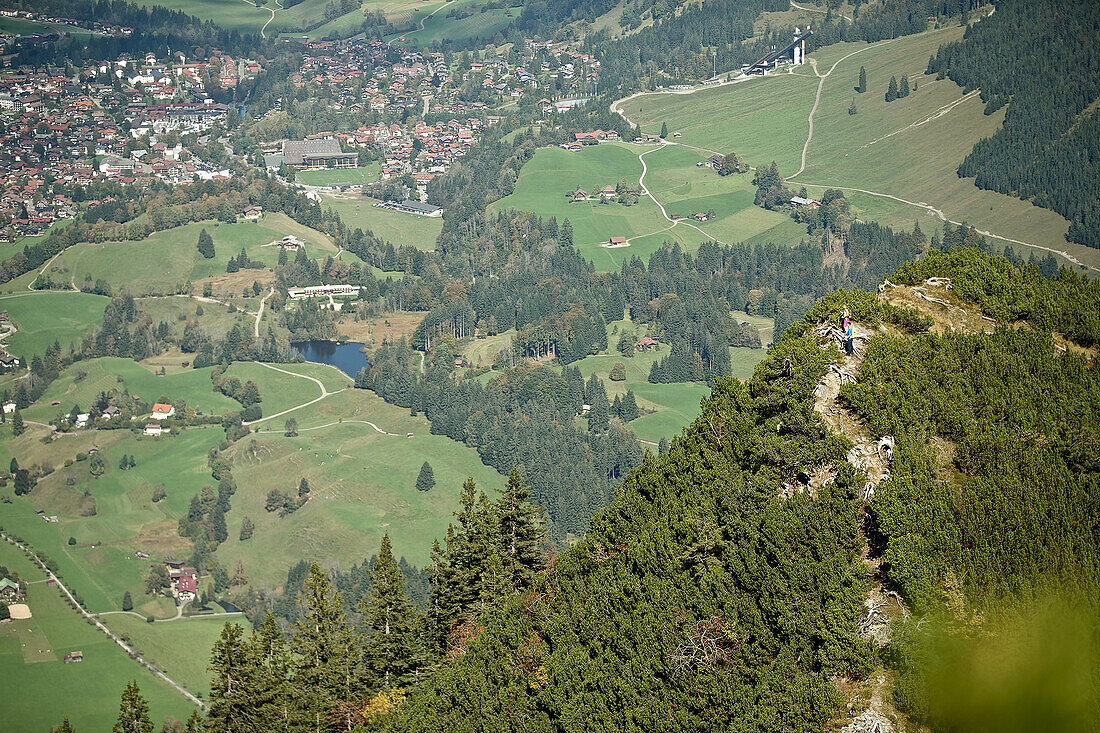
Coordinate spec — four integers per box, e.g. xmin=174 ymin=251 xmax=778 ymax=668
xmin=207 ymin=622 xmax=260 ymax=733
xmin=361 ymin=534 xmax=420 ymax=689
xmin=898 ymin=74 xmax=910 ymax=97
xmin=11 ymin=409 xmax=23 ymax=436
xmin=112 ymin=680 xmax=153 ymax=733
xmin=660 ymin=121 xmax=669 ymax=138
xmin=496 ymin=468 xmax=546 ymax=592
xmin=291 ymin=563 xmax=362 ymax=724
xmin=658 ymin=436 xmax=670 ymax=455
xmin=298 ymin=478 xmax=310 ymax=497
xmin=588 ymin=378 xmax=609 ymax=432
xmin=197 ymin=229 xmax=215 ymax=259
xmin=886 ymin=75 xmax=898 ymax=102
xmin=252 ymin=611 xmax=301 ymax=731
xmin=122 ymin=591 xmax=133 ymax=611
xmin=56 ymin=719 xmax=76 ymax=733
xmin=415 ymin=461 xmax=435 ymax=492
xmin=857 ymin=65 xmax=867 ymax=93
xmin=239 ymin=516 xmax=254 ymax=541
xmin=620 ymin=390 xmax=640 ymax=422
xmin=183 ymin=710 xmax=205 ymax=733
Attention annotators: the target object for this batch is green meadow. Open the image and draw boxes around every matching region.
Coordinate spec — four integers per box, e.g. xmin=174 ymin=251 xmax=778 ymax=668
xmin=52 ymin=215 xmax=338 ymax=295
xmin=387 ymin=0 xmax=519 ymax=45
xmin=322 ymin=195 xmax=443 ymax=251
xmin=223 ymin=360 xmax=351 ymax=416
xmin=138 ymin=0 xmax=271 ymax=34
xmin=0 ymin=291 xmax=108 ymax=359
xmin=21 ymin=357 xmax=239 ymax=424
xmin=0 ymin=541 xmax=196 ymax=733
xmin=494 ymin=141 xmax=807 ymax=272
xmin=619 ymin=25 xmax=1096 ymax=270
xmin=102 ymin=613 xmax=230 ymax=698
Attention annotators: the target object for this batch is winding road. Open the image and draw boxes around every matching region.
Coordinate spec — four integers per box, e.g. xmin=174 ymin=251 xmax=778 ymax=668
xmin=1 ymin=532 xmax=203 ymax=708
xmin=254 ymin=286 xmax=274 ymax=338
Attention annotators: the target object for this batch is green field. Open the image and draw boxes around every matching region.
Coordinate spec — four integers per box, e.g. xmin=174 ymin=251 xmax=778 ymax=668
xmin=52 ymin=215 xmax=338 ymax=295
xmin=102 ymin=613 xmax=230 ymax=698
xmin=137 ymin=0 xmax=271 ymax=33
xmin=387 ymin=0 xmax=519 ymax=45
xmin=494 ymin=142 xmax=806 ymax=272
xmin=223 ymin=360 xmax=351 ymax=416
xmin=228 ymin=386 xmax=507 ymax=584
xmin=0 ymin=291 xmax=108 ymax=360
xmin=22 ymin=357 xmax=239 ymax=424
xmin=296 ymin=163 xmax=381 ymax=187
xmin=322 ymin=195 xmax=442 ymax=250
xmin=0 ymin=541 xmax=196 ymax=732
xmin=618 ymin=25 xmax=1097 ymax=270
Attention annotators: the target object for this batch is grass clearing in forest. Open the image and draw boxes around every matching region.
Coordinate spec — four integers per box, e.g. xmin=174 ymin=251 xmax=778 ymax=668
xmin=102 ymin=613 xmax=230 ymax=698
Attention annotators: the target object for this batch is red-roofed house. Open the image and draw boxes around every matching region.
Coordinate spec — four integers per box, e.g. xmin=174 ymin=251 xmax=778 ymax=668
xmin=150 ymin=403 xmax=175 ymax=420
xmin=176 ymin=574 xmax=196 ymax=600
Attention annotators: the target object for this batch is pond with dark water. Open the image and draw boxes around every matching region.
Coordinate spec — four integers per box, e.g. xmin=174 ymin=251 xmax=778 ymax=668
xmin=291 ymin=340 xmax=370 ymax=377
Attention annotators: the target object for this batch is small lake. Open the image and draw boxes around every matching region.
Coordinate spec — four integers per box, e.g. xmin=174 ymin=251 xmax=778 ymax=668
xmin=291 ymin=340 xmax=370 ymax=377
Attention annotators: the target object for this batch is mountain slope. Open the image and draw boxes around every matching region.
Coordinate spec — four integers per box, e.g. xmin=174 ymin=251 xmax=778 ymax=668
xmin=384 ymin=247 xmax=1100 ymax=732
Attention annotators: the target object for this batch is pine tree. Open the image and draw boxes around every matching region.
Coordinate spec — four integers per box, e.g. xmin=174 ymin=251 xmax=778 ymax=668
xmin=251 ymin=612 xmax=296 ymax=731
xmin=620 ymin=390 xmax=640 ymax=422
xmin=361 ymin=534 xmax=420 ymax=689
xmin=415 ymin=461 xmax=435 ymax=492
xmin=291 ymin=563 xmax=362 ymax=727
xmin=298 ymin=478 xmax=310 ymax=497
xmin=849 ymin=98 xmax=858 ymax=115
xmin=588 ymin=377 xmax=609 ymax=432
xmin=496 ymin=468 xmax=546 ymax=592
xmin=660 ymin=121 xmax=669 ymax=138
xmin=112 ymin=680 xmax=153 ymax=733
xmin=11 ymin=409 xmax=23 ymax=436
xmin=183 ymin=710 xmax=205 ymax=733
xmin=207 ymin=622 xmax=261 ymax=733
xmin=658 ymin=436 xmax=670 ymax=455
xmin=212 ymin=506 xmax=228 ymax=544
xmin=886 ymin=75 xmax=898 ymax=102
xmin=122 ymin=591 xmax=133 ymax=611
xmin=898 ymin=74 xmax=910 ymax=98
xmin=857 ymin=65 xmax=867 ymax=93
xmin=197 ymin=229 xmax=215 ymax=259
xmin=56 ymin=719 xmax=76 ymax=733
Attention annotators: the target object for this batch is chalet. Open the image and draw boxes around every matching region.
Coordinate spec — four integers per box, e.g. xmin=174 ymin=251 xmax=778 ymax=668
xmin=609 ymin=236 xmax=627 ymax=246
xmin=0 ymin=350 xmax=19 ymax=368
xmin=279 ymin=235 xmax=302 ymax=251
xmin=176 ymin=574 xmax=196 ymax=601
xmin=635 ymin=336 xmax=659 ymax=352
xmin=75 ymin=413 xmax=90 ymax=428
xmin=143 ymin=424 xmax=163 ymax=436
xmin=150 ymin=403 xmax=174 ymax=420
xmin=572 ymin=188 xmax=588 ymax=201
xmin=240 ymin=205 xmax=262 ymax=221
xmin=103 ymin=405 xmax=120 ymax=418
xmin=693 ymin=212 xmax=711 ymax=221
xmin=2 ymin=401 xmax=15 ymax=413
xmin=63 ymin=651 xmax=83 ymax=663
xmin=599 ymin=185 xmax=617 ymax=199
xmin=0 ymin=577 xmax=20 ymax=601
xmin=707 ymin=154 xmax=723 ymax=169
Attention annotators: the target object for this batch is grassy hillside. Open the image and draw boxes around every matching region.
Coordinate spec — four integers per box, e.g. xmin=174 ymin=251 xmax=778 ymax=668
xmin=0 ymin=541 xmax=196 ymax=733
xmin=386 ymin=0 xmax=519 ymax=45
xmin=495 ymin=142 xmax=805 ymax=272
xmin=0 ymin=291 xmax=108 ymax=359
xmin=52 ymin=215 xmax=337 ymax=296
xmin=618 ymin=25 xmax=1098 ymax=271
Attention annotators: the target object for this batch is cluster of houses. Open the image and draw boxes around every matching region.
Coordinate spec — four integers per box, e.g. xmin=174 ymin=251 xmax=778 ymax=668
xmin=0 ymin=51 xmax=247 ymax=240
xmin=558 ymin=129 xmax=621 ymax=152
xmin=165 ymin=560 xmax=198 ymax=602
xmin=0 ymin=8 xmax=134 ymax=40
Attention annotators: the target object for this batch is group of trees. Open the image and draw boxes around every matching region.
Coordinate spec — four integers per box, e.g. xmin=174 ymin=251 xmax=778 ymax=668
xmin=358 ymin=340 xmax=643 ymax=540
xmin=884 ymin=73 xmax=911 ymax=102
